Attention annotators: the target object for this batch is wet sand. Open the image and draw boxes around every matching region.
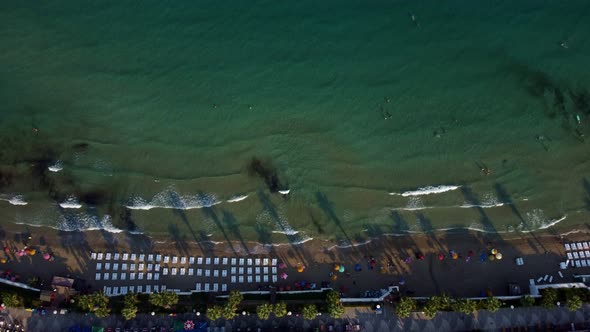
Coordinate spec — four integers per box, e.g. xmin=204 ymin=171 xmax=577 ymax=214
xmin=1 ymin=222 xmax=590 ymax=298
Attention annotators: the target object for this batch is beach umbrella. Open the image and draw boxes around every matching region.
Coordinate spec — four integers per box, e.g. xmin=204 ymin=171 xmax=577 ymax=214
xmin=0 ymin=258 xmax=6 ymax=264
xmin=184 ymin=320 xmax=195 ymax=330
xmin=452 ymin=253 xmax=459 ymax=260
xmin=339 ymin=265 xmax=345 ymax=273
xmin=489 ymin=254 xmax=496 ymax=261
xmin=438 ymin=253 xmax=444 ymax=261
xmin=480 ymin=253 xmax=487 ymax=262
xmin=491 ymin=249 xmax=498 ymax=255
xmin=495 ymin=253 xmax=503 ymax=260
xmin=370 ymin=260 xmax=377 ymax=267
xmin=17 ymin=251 xmax=25 ymax=257
xmin=331 ymin=274 xmax=338 ymax=281
xmin=354 ymin=263 xmax=362 ymax=271
xmin=43 ymin=253 xmax=50 ymax=260
xmin=3 ymin=247 xmax=9 ymax=254
xmin=280 ymin=272 xmax=288 ymax=280
xmin=27 ymin=249 xmax=36 ymax=256
xmin=334 ymin=264 xmax=340 ymax=271
xmin=379 ymin=266 xmax=387 ymax=274
xmin=278 ymin=262 xmax=286 ymax=269
xmin=297 ymin=265 xmax=305 ymax=273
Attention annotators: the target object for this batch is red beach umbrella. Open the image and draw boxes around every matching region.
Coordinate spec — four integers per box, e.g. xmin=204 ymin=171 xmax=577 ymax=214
xmin=438 ymin=253 xmax=444 ymax=261
xmin=184 ymin=320 xmax=195 ymax=330
xmin=3 ymin=247 xmax=10 ymax=254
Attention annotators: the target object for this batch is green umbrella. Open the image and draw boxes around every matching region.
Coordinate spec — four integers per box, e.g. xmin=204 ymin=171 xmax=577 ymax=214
xmin=339 ymin=265 xmax=345 ymax=273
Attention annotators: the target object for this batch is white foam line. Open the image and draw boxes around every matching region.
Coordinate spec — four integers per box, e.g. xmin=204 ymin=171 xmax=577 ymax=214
xmin=391 ymin=202 xmax=507 ymax=211
xmin=538 ymin=215 xmax=567 ymax=230
xmin=48 ymin=161 xmax=63 ymax=172
xmin=226 ymin=195 xmax=249 ymax=203
xmin=389 ymin=185 xmax=461 ymax=197
xmin=0 ymin=196 xmax=28 ymax=206
xmin=271 ymin=230 xmax=300 ymax=235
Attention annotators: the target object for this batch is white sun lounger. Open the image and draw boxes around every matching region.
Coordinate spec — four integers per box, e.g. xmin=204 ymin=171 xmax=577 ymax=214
xmin=113 ymin=263 xmax=119 ymax=271
xmin=247 ymin=276 xmax=253 ymax=283
xmin=205 ymin=257 xmax=211 ymax=265
xmin=582 ymin=260 xmax=588 ymax=267
xmin=196 ymin=283 xmax=202 ymax=291
xmin=238 ymin=276 xmax=244 ymax=283
xmin=548 ymin=276 xmax=553 ymax=283
xmin=271 ymin=258 xmax=277 ymax=265
xmin=96 ymin=263 xmax=102 ymax=270
xmin=122 ymin=253 xmax=129 ymax=260
xmin=95 ymin=273 xmax=101 ymax=280
xmin=231 ymin=267 xmax=236 ymax=274
xmin=239 ymin=258 xmax=245 ymax=265
xmin=148 ymin=254 xmax=153 ymax=261
xmin=255 ymin=267 xmax=260 ymax=274
xmin=231 ymin=276 xmax=236 ymax=283
xmin=272 ymin=275 xmax=277 ymax=283
xmin=255 ymin=258 xmax=261 ymax=265
xmin=580 ymin=251 xmax=587 ymax=258
xmin=565 ymin=244 xmax=571 ymax=251
xmin=160 ymin=285 xmax=166 ymax=292
xmin=113 ymin=287 xmax=119 ymax=295
xmin=105 ymin=263 xmax=111 ymax=270
xmin=231 ymin=258 xmax=237 ymax=265
xmin=121 ymin=286 xmax=128 ymax=295
xmin=172 ymin=268 xmax=177 ymax=275
xmin=172 ymin=256 xmax=178 ymax=264
xmin=239 ymin=267 xmax=244 ymax=274
xmin=222 ymin=284 xmax=227 ymax=292
xmin=263 ymin=275 xmax=269 ymax=282
xmin=214 ymin=257 xmax=220 ymax=264
xmin=122 ymin=263 xmax=128 ymax=271
xmin=91 ymin=252 xmax=97 ymax=260
xmin=574 ymin=252 xmax=580 ymax=259
xmin=139 ymin=254 xmax=145 ymax=261
xmin=130 ymin=263 xmax=136 ymax=270
xmin=263 ymin=258 xmax=269 ymax=265
xmin=130 ymin=253 xmax=137 ymax=260
xmin=153 ymin=285 xmax=159 ymax=292
xmin=213 ymin=270 xmax=218 ymax=277
xmin=222 ymin=269 xmax=227 ymax=277
xmin=105 ymin=253 xmax=112 ymax=260
xmin=577 ymin=243 xmax=583 ymax=250
xmin=567 ymin=253 xmax=574 ymax=260
xmin=180 ymin=268 xmax=186 ymax=275
xmin=146 ymin=285 xmax=151 ymax=293
xmin=181 ymin=257 xmax=187 ymax=264
xmin=105 ymin=287 xmax=112 ymax=295
xmin=189 ymin=257 xmax=195 ymax=264
xmin=138 ymin=272 xmax=144 ymax=280
xmin=205 ymin=269 xmax=210 ymax=277
xmin=204 ymin=283 xmax=209 ymax=291
xmin=104 ymin=273 xmax=110 ymax=280
xmin=189 ymin=268 xmax=194 ymax=276
xmin=130 ymin=273 xmax=136 ymax=280
xmin=137 ymin=285 xmax=142 ymax=293
xmin=138 ymin=263 xmax=145 ymax=271
xmin=163 ymin=268 xmax=169 ymax=276
xmin=121 ymin=273 xmax=126 ymax=280
xmin=543 ymin=275 xmax=549 ymax=281
xmin=272 ymin=267 xmax=277 ymax=274
xmin=255 ymin=275 xmax=261 ymax=283
xmin=575 ymin=260 xmax=581 ymax=268
xmin=129 ymin=286 xmax=135 ymax=293
xmin=114 ymin=253 xmax=120 ymax=260
xmin=197 ymin=257 xmax=203 ymax=264
xmin=154 ymin=273 xmax=160 ymax=280
xmin=96 ymin=253 xmax=104 ymax=260
xmin=164 ymin=256 xmax=170 ymax=263
xmin=112 ymin=273 xmax=118 ymax=280
xmin=584 ymin=242 xmax=590 ymax=249
xmin=222 ymin=257 xmax=228 ymax=265
xmin=263 ymin=267 xmax=269 ymax=274
xmin=213 ymin=283 xmax=218 ymax=292
xmin=197 ymin=269 xmax=202 ymax=276
xmin=155 ymin=264 xmax=160 ymax=271
xmin=156 ymin=254 xmax=162 ymax=262
xmin=247 ymin=258 xmax=253 ymax=266
xmin=247 ymin=267 xmax=252 ymax=275
xmin=147 ymin=264 xmax=153 ymax=271
xmin=148 ymin=273 xmax=153 ymax=280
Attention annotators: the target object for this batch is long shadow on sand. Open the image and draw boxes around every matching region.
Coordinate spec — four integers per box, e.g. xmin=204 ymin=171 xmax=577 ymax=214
xmin=583 ymin=178 xmax=590 ymax=211
xmin=221 ymin=210 xmax=250 ymax=255
xmin=494 ymin=183 xmax=548 ymax=253
xmin=460 ymin=186 xmax=502 ymax=243
xmin=202 ymin=207 xmax=238 ymax=255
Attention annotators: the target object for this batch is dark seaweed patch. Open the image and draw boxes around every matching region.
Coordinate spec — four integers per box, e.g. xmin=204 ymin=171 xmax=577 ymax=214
xmin=247 ymin=157 xmax=283 ymax=193
xmin=72 ymin=142 xmax=89 ymax=151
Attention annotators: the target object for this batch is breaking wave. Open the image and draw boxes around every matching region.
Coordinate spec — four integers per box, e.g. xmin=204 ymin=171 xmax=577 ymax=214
xmin=48 ymin=161 xmax=63 ymax=172
xmin=389 ymin=185 xmax=461 ymax=197
xmin=227 ymin=195 xmax=249 ymax=203
xmin=0 ymin=195 xmax=28 ymax=206
xmin=126 ymin=187 xmax=221 ymax=210
xmin=59 ymin=196 xmax=82 ymax=209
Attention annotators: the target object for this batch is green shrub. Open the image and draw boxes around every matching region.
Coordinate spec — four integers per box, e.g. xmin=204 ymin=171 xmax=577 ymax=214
xmin=256 ymin=303 xmax=273 ymax=320
xmin=482 ymin=296 xmax=502 ymax=312
xmin=1 ymin=293 xmax=22 ymax=308
xmin=395 ymin=297 xmax=417 ymax=318
xmin=451 ymin=299 xmax=477 ymax=315
xmin=302 ymin=304 xmax=318 ymax=320
xmin=520 ymin=295 xmax=535 ymax=307
xmin=566 ymin=295 xmax=582 ymax=311
xmin=326 ymin=290 xmax=344 ymax=318
xmin=207 ymin=305 xmax=223 ymax=321
xmin=149 ymin=291 xmax=179 ymax=309
xmin=273 ymin=302 xmax=287 ymax=317
xmin=541 ymin=288 xmax=558 ymax=309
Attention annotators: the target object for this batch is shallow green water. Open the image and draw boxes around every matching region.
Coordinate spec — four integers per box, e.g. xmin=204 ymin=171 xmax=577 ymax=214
xmin=1 ymin=1 xmax=590 ymax=245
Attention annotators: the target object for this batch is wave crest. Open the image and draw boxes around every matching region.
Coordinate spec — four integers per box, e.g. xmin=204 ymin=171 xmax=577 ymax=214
xmin=390 ymin=185 xmax=461 ymax=197
xmin=126 ymin=187 xmax=221 ymax=210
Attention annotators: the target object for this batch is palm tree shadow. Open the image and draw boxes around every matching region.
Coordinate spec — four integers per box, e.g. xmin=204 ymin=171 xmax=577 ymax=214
xmin=315 ymin=192 xmax=353 ymax=246
xmin=222 ymin=210 xmax=250 ymax=255
xmin=202 ymin=207 xmax=238 ymax=255
xmin=583 ymin=178 xmax=590 ymax=211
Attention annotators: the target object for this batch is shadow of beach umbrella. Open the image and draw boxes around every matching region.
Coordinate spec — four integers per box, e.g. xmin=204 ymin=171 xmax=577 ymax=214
xmin=339 ymin=265 xmax=345 ymax=273
xmin=280 ymin=272 xmax=288 ymax=280
xmin=495 ymin=253 xmax=502 ymax=260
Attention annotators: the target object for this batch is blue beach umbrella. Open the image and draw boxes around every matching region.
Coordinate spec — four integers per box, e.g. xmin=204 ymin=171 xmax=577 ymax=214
xmin=354 ymin=263 xmax=362 ymax=271
xmin=480 ymin=253 xmax=487 ymax=262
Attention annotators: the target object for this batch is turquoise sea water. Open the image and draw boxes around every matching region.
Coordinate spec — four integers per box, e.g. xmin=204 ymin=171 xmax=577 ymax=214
xmin=1 ymin=1 xmax=590 ymax=245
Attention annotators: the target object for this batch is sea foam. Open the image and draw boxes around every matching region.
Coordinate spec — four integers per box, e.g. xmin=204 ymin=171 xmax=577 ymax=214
xmin=389 ymin=185 xmax=461 ymax=197
xmin=0 ymin=195 xmax=28 ymax=206
xmin=59 ymin=196 xmax=82 ymax=209
xmin=126 ymin=187 xmax=221 ymax=210
xmin=227 ymin=195 xmax=249 ymax=203
xmin=48 ymin=161 xmax=63 ymax=172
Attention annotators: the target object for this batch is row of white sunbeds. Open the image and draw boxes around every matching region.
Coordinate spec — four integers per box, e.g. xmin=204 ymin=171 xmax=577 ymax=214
xmin=103 ymin=283 xmax=232 ymax=296
xmin=96 ymin=264 xmax=277 ymax=276
xmin=564 ymin=242 xmax=590 ymax=251
xmin=96 ymin=272 xmax=160 ymax=281
xmin=91 ymin=253 xmax=277 ymax=266
xmin=566 ymin=251 xmax=590 ymax=260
